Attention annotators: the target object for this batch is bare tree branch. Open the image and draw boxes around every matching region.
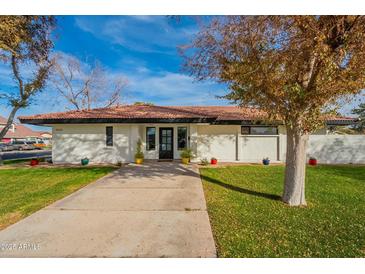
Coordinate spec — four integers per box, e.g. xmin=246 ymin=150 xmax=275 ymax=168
xmin=51 ymin=54 xmax=128 ymax=110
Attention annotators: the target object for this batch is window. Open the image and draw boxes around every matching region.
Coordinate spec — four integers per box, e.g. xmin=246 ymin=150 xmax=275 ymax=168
xmin=241 ymin=126 xmax=278 ymax=135
xmin=241 ymin=126 xmax=250 ymax=135
xmin=106 ymin=126 xmax=113 ymax=146
xmin=177 ymin=127 xmax=187 ymax=150
xmin=146 ymin=127 xmax=156 ymax=150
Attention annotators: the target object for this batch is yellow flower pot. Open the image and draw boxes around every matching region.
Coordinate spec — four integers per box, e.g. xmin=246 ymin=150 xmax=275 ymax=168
xmin=181 ymin=157 xmax=189 ymax=164
xmin=135 ymin=158 xmax=144 ymax=164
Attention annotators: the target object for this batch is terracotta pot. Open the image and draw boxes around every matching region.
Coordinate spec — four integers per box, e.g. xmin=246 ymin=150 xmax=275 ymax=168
xmin=135 ymin=158 xmax=144 ymax=164
xmin=309 ymin=158 xmax=317 ymax=166
xmin=181 ymin=157 xmax=189 ymax=165
xmin=211 ymin=159 xmax=217 ymax=165
xmin=30 ymin=159 xmax=39 ymax=166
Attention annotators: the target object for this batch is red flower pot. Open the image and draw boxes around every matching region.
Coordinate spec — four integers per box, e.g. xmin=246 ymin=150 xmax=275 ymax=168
xmin=308 ymin=158 xmax=317 ymax=166
xmin=30 ymin=159 xmax=39 ymax=166
xmin=211 ymin=158 xmax=217 ymax=165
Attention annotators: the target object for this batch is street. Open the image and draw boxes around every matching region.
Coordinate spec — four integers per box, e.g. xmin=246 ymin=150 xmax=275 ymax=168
xmin=0 ymin=150 xmax=52 ymax=161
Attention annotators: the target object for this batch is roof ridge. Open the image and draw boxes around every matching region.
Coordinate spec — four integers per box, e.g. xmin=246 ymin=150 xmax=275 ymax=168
xmin=155 ymin=105 xmax=216 ymax=118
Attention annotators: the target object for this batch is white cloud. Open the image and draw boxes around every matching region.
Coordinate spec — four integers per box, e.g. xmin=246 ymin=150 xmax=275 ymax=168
xmin=123 ymin=69 xmax=227 ymax=105
xmin=75 ymin=16 xmax=197 ymax=54
xmin=0 ymin=59 xmax=44 ymax=98
xmin=0 ymin=64 xmax=13 ymax=86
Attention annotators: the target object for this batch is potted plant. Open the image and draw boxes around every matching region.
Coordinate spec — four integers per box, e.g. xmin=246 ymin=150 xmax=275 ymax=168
xmin=135 ymin=139 xmax=144 ymax=164
xmin=180 ymin=148 xmax=193 ymax=164
xmin=210 ymin=157 xmax=218 ymax=165
xmin=81 ymin=157 xmax=89 ymax=166
xmin=30 ymin=158 xmax=39 ymax=166
xmin=308 ymin=157 xmax=317 ymax=166
xmin=262 ymin=157 xmax=270 ymax=165
xmin=200 ymin=158 xmax=209 ymax=166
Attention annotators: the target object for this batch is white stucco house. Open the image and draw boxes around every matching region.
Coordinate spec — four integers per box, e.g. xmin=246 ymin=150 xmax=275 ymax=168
xmin=19 ymin=105 xmax=365 ymax=164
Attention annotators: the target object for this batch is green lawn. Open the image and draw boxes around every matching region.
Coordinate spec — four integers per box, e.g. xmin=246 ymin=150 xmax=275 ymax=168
xmin=200 ymin=165 xmax=365 ymax=258
xmin=0 ymin=166 xmax=116 ymax=230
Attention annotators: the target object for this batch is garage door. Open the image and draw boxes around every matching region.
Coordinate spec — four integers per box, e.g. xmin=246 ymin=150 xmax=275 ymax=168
xmin=240 ymin=136 xmax=279 ymax=162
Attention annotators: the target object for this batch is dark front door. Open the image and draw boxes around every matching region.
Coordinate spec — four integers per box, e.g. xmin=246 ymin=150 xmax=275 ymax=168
xmin=159 ymin=127 xmax=173 ymax=159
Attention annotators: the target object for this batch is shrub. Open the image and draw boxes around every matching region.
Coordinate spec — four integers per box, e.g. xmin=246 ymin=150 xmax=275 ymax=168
xmin=135 ymin=139 xmax=144 ymax=159
xmin=200 ymin=158 xmax=209 ymax=166
xmin=180 ymin=148 xmax=193 ymax=159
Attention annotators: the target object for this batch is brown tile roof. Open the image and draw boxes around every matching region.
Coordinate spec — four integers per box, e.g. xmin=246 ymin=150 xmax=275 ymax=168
xmin=18 ymin=105 xmax=267 ymax=121
xmin=3 ymin=125 xmax=42 ymax=139
xmin=18 ymin=105 xmax=355 ymax=125
xmin=169 ymin=106 xmax=268 ymax=120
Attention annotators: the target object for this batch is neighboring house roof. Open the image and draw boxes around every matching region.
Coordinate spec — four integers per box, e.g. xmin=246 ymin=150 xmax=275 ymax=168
xmin=3 ymin=125 xmax=42 ymax=139
xmin=0 ymin=115 xmax=43 ymax=139
xmin=18 ymin=105 xmax=355 ymax=126
xmin=0 ymin=115 xmax=8 ymax=125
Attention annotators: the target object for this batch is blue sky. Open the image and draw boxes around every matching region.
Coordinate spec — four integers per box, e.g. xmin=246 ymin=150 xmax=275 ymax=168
xmin=0 ymin=16 xmax=226 ymax=129
xmin=0 ymin=16 xmax=363 ymax=130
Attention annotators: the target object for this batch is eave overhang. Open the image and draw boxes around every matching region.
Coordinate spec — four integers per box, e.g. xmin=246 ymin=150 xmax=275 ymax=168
xmin=19 ymin=117 xmax=357 ymax=126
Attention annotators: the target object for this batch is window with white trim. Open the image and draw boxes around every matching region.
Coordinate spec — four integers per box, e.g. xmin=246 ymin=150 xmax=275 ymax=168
xmin=146 ymin=127 xmax=156 ymax=150
xmin=177 ymin=127 xmax=187 ymax=150
xmin=241 ymin=126 xmax=278 ymax=135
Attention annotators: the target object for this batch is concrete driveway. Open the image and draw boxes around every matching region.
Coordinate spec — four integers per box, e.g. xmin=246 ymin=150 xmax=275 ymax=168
xmin=0 ymin=162 xmax=216 ymax=257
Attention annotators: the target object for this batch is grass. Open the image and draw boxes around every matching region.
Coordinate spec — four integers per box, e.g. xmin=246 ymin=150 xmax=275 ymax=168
xmin=200 ymin=165 xmax=365 ymax=257
xmin=0 ymin=166 xmax=116 ymax=230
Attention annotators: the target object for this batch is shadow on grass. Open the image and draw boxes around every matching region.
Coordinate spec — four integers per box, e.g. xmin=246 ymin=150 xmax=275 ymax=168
xmin=201 ymin=174 xmax=281 ymax=201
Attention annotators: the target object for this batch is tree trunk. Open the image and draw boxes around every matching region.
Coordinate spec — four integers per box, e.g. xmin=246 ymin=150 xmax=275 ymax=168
xmin=282 ymin=127 xmax=309 ymax=206
xmin=0 ymin=106 xmax=20 ymax=166
xmin=0 ymin=106 xmax=20 ymax=140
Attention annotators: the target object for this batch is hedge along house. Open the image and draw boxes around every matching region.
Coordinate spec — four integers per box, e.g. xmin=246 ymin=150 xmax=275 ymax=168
xmin=19 ymin=105 xmax=364 ymax=164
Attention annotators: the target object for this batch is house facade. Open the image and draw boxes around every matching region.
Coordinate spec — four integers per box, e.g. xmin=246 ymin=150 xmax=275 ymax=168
xmin=19 ymin=105 xmax=364 ymax=164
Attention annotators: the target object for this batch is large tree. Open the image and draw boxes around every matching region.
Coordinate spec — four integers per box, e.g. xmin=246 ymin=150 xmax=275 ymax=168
xmin=0 ymin=16 xmax=55 ymax=140
xmin=51 ymin=53 xmax=127 ymax=110
xmin=183 ymin=16 xmax=365 ymax=206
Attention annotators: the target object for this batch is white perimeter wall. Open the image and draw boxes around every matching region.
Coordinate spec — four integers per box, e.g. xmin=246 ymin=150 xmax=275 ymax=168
xmin=307 ymin=135 xmax=365 ymax=164
xmin=278 ymin=134 xmax=365 ymax=164
xmin=195 ymin=125 xmax=365 ymax=164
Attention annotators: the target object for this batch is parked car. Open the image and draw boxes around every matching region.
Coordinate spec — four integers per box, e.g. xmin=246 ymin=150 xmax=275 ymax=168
xmin=11 ymin=140 xmax=35 ymax=151
xmin=28 ymin=139 xmax=46 ymax=149
xmin=0 ymin=143 xmax=16 ymax=152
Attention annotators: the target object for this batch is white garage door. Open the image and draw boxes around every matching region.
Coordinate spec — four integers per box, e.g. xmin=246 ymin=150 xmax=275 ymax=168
xmin=240 ymin=136 xmax=279 ymax=162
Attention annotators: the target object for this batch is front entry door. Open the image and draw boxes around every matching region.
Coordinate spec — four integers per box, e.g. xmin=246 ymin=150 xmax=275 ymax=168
xmin=159 ymin=127 xmax=173 ymax=159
